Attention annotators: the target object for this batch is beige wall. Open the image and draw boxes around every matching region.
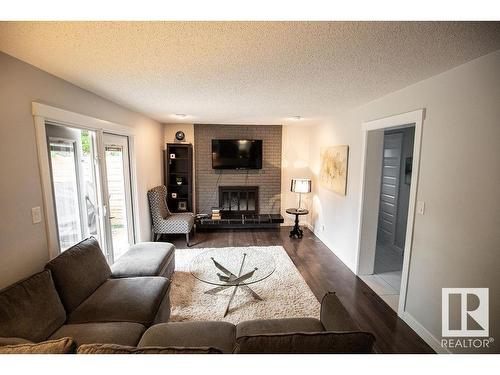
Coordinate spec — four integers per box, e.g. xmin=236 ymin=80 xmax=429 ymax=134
xmin=281 ymin=125 xmax=312 ymax=226
xmin=308 ymin=50 xmax=500 ymax=352
xmin=0 ymin=52 xmax=163 ymax=289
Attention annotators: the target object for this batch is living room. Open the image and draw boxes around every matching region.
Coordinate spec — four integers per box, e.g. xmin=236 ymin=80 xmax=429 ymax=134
xmin=0 ymin=2 xmax=499 ymax=373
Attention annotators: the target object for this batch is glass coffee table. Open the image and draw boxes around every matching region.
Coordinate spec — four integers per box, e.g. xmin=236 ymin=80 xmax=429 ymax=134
xmin=190 ymin=248 xmax=276 ymax=316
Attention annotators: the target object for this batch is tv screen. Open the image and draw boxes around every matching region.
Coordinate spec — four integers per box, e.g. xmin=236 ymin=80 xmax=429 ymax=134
xmin=212 ymin=139 xmax=262 ymax=169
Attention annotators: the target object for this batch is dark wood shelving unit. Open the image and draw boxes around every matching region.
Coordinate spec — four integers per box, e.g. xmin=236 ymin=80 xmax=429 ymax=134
xmin=164 ymin=143 xmax=193 ymax=213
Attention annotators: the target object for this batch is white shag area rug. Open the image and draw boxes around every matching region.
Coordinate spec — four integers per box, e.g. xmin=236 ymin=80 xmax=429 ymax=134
xmin=169 ymin=246 xmax=320 ymax=323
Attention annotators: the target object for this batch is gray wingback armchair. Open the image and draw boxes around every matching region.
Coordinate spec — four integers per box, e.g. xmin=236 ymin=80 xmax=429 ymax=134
xmin=147 ymin=185 xmax=195 ymax=246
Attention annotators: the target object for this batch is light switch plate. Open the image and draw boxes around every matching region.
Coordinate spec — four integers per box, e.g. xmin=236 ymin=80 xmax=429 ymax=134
xmin=416 ymin=201 xmax=425 ymax=215
xmin=32 ymin=206 xmax=42 ymax=224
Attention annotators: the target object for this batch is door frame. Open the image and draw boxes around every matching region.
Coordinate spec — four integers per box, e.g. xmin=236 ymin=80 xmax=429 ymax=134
xmin=32 ymin=102 xmax=140 ymax=260
xmin=355 ymin=109 xmax=425 ymax=316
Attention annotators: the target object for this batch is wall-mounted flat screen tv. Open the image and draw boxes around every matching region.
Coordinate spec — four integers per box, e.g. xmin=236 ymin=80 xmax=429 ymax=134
xmin=212 ymin=139 xmax=263 ymax=169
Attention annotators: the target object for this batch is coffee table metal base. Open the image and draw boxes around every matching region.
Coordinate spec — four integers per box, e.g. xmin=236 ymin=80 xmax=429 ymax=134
xmin=205 ymin=253 xmax=263 ymax=317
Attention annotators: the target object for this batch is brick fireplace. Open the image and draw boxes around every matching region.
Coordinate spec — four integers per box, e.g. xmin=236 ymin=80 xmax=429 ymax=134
xmin=194 ymin=124 xmax=282 ymax=215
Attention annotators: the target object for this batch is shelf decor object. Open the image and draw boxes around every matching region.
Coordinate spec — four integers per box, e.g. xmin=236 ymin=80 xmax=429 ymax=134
xmin=175 ymin=130 xmax=186 ymax=142
xmin=290 ymin=178 xmax=311 ymax=212
xmin=164 ymin=143 xmax=193 ymax=213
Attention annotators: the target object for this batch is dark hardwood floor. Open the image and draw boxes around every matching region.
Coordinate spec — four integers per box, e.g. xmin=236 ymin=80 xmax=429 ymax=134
xmin=165 ymin=226 xmax=434 ymax=354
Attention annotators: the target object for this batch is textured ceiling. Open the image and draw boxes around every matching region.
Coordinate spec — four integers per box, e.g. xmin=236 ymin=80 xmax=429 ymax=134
xmin=1 ymin=21 xmax=499 ymax=125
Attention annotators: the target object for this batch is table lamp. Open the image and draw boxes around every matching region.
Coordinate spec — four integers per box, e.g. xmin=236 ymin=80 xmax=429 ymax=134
xmin=290 ymin=178 xmax=311 ymax=212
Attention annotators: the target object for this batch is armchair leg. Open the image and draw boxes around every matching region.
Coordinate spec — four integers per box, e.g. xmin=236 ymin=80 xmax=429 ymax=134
xmin=186 ymin=232 xmax=191 ymax=247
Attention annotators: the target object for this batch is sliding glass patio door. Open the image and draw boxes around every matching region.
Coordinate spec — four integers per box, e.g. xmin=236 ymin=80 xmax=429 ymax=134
xmin=45 ymin=123 xmax=135 ymax=262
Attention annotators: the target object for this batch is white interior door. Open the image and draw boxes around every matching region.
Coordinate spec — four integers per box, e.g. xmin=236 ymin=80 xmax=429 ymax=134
xmin=103 ymin=133 xmax=135 ymax=262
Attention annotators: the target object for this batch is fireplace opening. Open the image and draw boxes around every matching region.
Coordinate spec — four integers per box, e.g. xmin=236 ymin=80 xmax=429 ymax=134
xmin=219 ymin=186 xmax=258 ymax=217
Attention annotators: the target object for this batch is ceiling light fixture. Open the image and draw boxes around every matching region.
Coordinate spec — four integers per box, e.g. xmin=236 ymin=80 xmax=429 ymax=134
xmin=290 ymin=116 xmax=303 ymax=121
xmin=174 ymin=114 xmax=187 ymax=119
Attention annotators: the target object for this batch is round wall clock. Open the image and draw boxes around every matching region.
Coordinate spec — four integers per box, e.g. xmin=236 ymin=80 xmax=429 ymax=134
xmin=175 ymin=131 xmax=185 ymax=142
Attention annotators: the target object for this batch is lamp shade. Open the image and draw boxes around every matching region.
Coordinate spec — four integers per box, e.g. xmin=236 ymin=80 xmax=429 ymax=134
xmin=291 ymin=178 xmax=311 ymax=193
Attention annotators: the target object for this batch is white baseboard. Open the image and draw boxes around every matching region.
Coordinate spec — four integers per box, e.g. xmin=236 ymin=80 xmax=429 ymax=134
xmin=399 ymin=311 xmax=450 ymax=354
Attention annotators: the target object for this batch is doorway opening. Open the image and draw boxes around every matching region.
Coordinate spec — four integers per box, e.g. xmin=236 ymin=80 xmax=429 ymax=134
xmin=363 ymin=126 xmax=414 ymax=310
xmin=356 ymin=109 xmax=424 ymax=316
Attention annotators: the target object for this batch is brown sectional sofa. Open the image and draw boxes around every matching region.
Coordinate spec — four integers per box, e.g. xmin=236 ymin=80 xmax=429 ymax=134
xmin=0 ymin=237 xmax=375 ymax=353
xmin=0 ymin=237 xmax=171 ymax=347
xmin=137 ymin=293 xmax=375 ymax=354
xmin=0 ymin=270 xmax=68 ymax=343
xmin=47 ymin=240 xmax=171 ymax=327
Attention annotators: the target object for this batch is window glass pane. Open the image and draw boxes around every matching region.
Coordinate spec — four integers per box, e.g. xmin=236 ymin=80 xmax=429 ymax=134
xmin=105 ymin=145 xmax=129 ymax=260
xmin=49 ymin=141 xmax=82 ymax=250
xmin=81 ymin=131 xmax=99 ymax=238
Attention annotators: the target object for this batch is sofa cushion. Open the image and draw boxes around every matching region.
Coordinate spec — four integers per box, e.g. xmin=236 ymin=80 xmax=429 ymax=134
xmin=68 ymin=277 xmax=169 ymax=325
xmin=139 ymin=321 xmax=236 ymax=354
xmin=236 ymin=318 xmax=324 ymax=337
xmin=0 ymin=337 xmax=76 ymax=354
xmin=49 ymin=322 xmax=146 ymax=347
xmin=77 ymin=343 xmax=222 ymax=354
xmin=45 ymin=237 xmax=111 ymax=313
xmin=0 ymin=270 xmax=66 ymax=342
xmin=234 ymin=331 xmax=376 ymax=354
xmin=111 ymin=242 xmax=175 ymax=279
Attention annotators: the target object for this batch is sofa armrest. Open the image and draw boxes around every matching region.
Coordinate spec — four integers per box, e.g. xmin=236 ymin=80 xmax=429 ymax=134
xmin=320 ymin=292 xmax=359 ymax=332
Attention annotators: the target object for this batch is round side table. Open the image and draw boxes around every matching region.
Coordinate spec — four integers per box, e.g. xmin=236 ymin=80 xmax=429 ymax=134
xmin=286 ymin=208 xmax=309 ymax=239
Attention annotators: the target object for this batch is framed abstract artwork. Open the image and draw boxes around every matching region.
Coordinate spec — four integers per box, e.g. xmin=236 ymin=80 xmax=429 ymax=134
xmin=320 ymin=145 xmax=349 ymax=195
